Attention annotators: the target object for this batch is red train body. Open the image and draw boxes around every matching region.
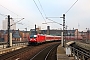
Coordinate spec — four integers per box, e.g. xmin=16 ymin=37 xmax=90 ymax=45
xmin=28 ymin=34 xmax=83 ymax=45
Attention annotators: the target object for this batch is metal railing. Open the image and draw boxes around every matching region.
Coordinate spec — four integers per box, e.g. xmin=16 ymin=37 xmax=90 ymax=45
xmin=70 ymin=46 xmax=90 ymax=60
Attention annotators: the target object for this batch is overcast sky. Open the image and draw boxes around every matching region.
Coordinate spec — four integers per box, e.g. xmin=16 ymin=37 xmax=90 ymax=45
xmin=0 ymin=0 xmax=90 ymax=31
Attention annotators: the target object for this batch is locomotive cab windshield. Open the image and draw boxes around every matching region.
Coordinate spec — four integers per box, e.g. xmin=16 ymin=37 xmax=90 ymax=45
xmin=30 ymin=35 xmax=37 ymax=38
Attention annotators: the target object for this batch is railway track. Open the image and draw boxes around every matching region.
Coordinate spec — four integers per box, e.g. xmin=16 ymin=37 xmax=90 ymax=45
xmin=0 ymin=42 xmax=60 ymax=60
xmin=30 ymin=42 xmax=60 ymax=60
xmin=0 ymin=46 xmax=34 ymax=60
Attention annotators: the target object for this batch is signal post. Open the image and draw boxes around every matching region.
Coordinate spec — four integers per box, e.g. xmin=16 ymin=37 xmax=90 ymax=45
xmin=61 ymin=14 xmax=65 ymax=47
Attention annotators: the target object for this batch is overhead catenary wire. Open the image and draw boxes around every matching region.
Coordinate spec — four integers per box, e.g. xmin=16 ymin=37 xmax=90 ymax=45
xmin=33 ymin=0 xmax=46 ymax=22
xmin=46 ymin=18 xmax=62 ymax=25
xmin=38 ymin=0 xmax=47 ymax=17
xmin=0 ymin=4 xmax=24 ymax=24
xmin=65 ymin=0 xmax=78 ymax=14
xmin=0 ymin=4 xmax=22 ymax=18
xmin=11 ymin=18 xmax=24 ymax=26
xmin=0 ymin=4 xmax=18 ymax=16
xmin=0 ymin=13 xmax=7 ymax=17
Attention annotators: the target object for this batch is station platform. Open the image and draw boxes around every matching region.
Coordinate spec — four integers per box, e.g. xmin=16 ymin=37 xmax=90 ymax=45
xmin=57 ymin=45 xmax=74 ymax=60
xmin=0 ymin=45 xmax=27 ymax=54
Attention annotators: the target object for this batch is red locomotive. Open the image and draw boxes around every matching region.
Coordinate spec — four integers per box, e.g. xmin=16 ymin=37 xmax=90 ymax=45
xmin=28 ymin=34 xmax=61 ymax=45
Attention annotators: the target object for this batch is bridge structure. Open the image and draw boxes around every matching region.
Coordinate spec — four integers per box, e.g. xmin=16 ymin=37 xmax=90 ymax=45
xmin=66 ymin=41 xmax=90 ymax=60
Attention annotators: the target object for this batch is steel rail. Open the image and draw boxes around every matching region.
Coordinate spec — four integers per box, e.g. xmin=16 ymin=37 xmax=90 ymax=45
xmin=45 ymin=44 xmax=58 ymax=60
xmin=30 ymin=45 xmax=51 ymax=60
xmin=0 ymin=46 xmax=33 ymax=60
xmin=30 ymin=42 xmax=60 ymax=60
